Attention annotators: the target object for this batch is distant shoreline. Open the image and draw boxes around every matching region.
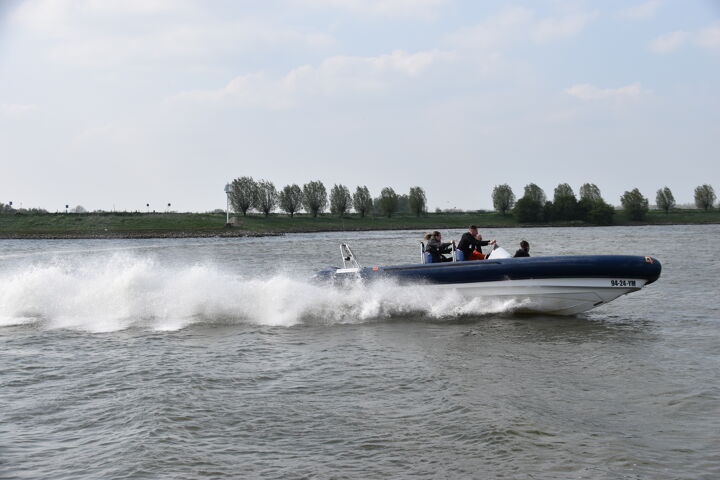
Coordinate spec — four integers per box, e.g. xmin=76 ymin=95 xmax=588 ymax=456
xmin=0 ymin=230 xmax=273 ymax=240
xmin=0 ymin=212 xmax=718 ymax=240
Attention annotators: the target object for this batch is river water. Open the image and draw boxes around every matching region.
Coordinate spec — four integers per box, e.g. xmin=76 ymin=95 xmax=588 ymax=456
xmin=1 ymin=225 xmax=718 ymax=479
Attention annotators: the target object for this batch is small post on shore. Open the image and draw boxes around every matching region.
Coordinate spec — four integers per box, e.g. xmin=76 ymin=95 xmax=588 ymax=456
xmin=224 ymin=183 xmax=232 ymax=226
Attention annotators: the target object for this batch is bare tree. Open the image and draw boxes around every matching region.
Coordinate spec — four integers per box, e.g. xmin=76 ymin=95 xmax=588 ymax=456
xmin=408 ymin=187 xmax=427 ymax=217
xmin=279 ymin=184 xmax=303 ymax=217
xmin=378 ymin=187 xmax=399 ymax=217
xmin=72 ymin=205 xmax=87 ymax=213
xmin=492 ymin=184 xmax=515 ymax=215
xmin=254 ymin=179 xmax=277 ymax=217
xmin=655 ymin=186 xmax=675 ymax=214
xmin=694 ymin=184 xmax=716 ymax=211
xmin=329 ymin=184 xmax=352 ymax=217
xmin=353 ymin=186 xmax=373 ymax=218
xmin=302 ymin=180 xmax=327 ymax=217
xmin=579 ymin=183 xmax=602 ymax=202
xmin=229 ymin=176 xmax=257 ymax=216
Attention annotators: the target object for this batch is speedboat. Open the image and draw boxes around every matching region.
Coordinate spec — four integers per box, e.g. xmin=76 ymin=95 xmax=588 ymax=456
xmin=315 ymin=243 xmax=661 ymax=315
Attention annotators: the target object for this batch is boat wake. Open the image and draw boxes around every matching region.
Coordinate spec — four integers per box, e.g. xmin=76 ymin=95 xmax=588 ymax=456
xmin=0 ymin=254 xmax=522 ymax=332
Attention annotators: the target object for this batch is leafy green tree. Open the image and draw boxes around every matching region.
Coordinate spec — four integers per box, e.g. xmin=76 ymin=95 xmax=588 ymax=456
xmin=254 ymin=179 xmax=277 ymax=217
xmin=655 ymin=187 xmax=675 ymax=214
xmin=694 ymin=184 xmax=716 ymax=211
xmin=576 ymin=183 xmax=614 ymax=225
xmin=492 ymin=184 xmax=515 ymax=215
xmin=552 ymin=183 xmax=578 ymax=221
xmin=0 ymin=202 xmax=15 ymax=214
xmin=329 ymin=184 xmax=352 ymax=217
xmin=302 ymin=180 xmax=328 ymax=217
xmin=523 ymin=183 xmax=546 ymax=204
xmin=279 ymin=184 xmax=303 ymax=217
xmin=579 ymin=183 xmax=602 ymax=202
xmin=620 ymin=188 xmax=649 ymax=220
xmin=513 ymin=184 xmax=546 ymax=222
xmin=352 ymin=186 xmax=373 ymax=218
xmin=408 ymin=187 xmax=427 ymax=217
xmin=396 ymin=194 xmax=410 ymax=214
xmin=378 ymin=187 xmax=399 ymax=217
xmin=513 ymin=197 xmax=544 ymax=223
xmin=587 ymin=202 xmax=615 ymax=225
xmin=229 ymin=176 xmax=258 ymax=216
xmin=577 ymin=198 xmax=610 ymax=224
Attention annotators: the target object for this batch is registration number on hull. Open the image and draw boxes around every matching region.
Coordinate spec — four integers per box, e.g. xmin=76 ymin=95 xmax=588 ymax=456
xmin=610 ymin=279 xmax=636 ymax=287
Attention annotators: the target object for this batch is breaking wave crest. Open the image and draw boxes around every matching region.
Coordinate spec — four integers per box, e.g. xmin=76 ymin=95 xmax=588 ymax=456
xmin=0 ymin=254 xmax=519 ymax=332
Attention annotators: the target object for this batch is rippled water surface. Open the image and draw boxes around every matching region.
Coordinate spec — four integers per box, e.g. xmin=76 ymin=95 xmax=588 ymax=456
xmin=1 ymin=225 xmax=719 ymax=479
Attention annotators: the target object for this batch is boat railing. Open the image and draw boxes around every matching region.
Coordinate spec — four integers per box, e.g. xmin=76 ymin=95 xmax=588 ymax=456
xmin=340 ymin=243 xmax=360 ymax=269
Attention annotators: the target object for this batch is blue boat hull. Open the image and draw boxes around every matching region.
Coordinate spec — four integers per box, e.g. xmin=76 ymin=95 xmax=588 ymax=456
xmin=315 ymin=255 xmax=661 ymax=315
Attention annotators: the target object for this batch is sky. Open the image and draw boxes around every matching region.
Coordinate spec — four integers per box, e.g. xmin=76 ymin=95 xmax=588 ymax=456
xmin=1 ymin=0 xmax=719 ymax=212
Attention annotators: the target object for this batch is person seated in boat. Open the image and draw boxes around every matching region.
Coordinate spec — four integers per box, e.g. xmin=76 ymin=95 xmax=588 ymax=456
xmin=514 ymin=240 xmax=530 ymax=257
xmin=457 ymin=225 xmax=495 ymax=260
xmin=425 ymin=231 xmax=454 ymax=262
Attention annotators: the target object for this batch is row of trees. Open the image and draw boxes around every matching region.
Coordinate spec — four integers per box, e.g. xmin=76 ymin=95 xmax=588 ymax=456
xmin=491 ymin=183 xmax=616 ymax=225
xmin=491 ymin=183 xmax=717 ymax=224
xmin=226 ymin=177 xmax=717 ymax=221
xmin=227 ymin=177 xmax=428 ymax=218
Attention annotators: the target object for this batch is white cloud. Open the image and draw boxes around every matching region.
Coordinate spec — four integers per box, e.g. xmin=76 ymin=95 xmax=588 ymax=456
xmin=173 ymin=72 xmax=294 ymax=109
xmin=565 ymin=82 xmax=644 ymax=101
xmin=532 ymin=11 xmax=598 ymax=43
xmin=173 ymin=49 xmax=455 ymax=109
xmin=696 ymin=24 xmax=720 ymax=50
xmin=46 ymin=21 xmax=333 ymax=68
xmin=447 ymin=7 xmax=533 ymax=50
xmin=650 ymin=23 xmax=720 ymax=53
xmin=11 ymin=0 xmax=189 ymax=36
xmin=74 ymin=123 xmax=141 ymax=146
xmin=620 ymin=0 xmax=662 ymax=20
xmin=650 ymin=30 xmax=690 ymax=53
xmin=290 ymin=0 xmax=449 ymax=18
xmin=447 ymin=7 xmax=597 ymax=50
xmin=10 ymin=0 xmax=333 ymax=68
xmin=0 ymin=104 xmax=39 ymax=117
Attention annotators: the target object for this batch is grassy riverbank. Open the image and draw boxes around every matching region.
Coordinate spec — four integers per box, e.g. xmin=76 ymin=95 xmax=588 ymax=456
xmin=0 ymin=209 xmax=718 ymax=238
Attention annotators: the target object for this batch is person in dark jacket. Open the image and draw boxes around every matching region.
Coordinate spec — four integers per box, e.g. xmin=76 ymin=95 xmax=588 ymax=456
xmin=514 ymin=240 xmax=530 ymax=257
xmin=425 ymin=231 xmax=454 ymax=262
xmin=457 ymin=225 xmax=495 ymax=260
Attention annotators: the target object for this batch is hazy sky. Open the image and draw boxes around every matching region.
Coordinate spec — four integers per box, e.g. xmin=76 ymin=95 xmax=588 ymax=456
xmin=1 ymin=0 xmax=718 ymax=212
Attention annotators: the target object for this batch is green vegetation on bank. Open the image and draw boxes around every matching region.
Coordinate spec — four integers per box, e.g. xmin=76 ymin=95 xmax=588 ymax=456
xmin=4 ymin=180 xmax=716 ymax=237
xmin=1 ymin=209 xmax=719 ymax=238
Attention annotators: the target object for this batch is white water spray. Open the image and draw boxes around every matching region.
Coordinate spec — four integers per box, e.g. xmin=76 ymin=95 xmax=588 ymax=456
xmin=0 ymin=254 xmax=519 ymax=332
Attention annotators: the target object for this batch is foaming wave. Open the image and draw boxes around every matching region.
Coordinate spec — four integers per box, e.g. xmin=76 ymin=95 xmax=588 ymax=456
xmin=0 ymin=254 xmax=519 ymax=332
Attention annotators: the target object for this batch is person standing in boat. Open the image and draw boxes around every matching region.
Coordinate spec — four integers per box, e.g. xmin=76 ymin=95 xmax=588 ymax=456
xmin=425 ymin=231 xmax=454 ymax=262
xmin=514 ymin=240 xmax=530 ymax=257
xmin=457 ymin=225 xmax=495 ymax=260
